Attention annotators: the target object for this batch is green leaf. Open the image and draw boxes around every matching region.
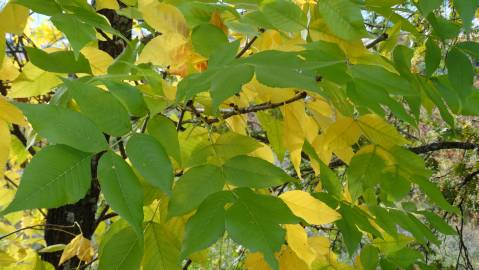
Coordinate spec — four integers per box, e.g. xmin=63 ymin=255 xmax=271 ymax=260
xmin=147 ymin=115 xmax=181 ymax=164
xmin=350 ymin=65 xmax=414 ymax=96
xmin=360 ymin=245 xmax=380 ymax=270
xmin=65 ymin=79 xmax=131 ymax=136
xmin=427 ymin=14 xmax=461 ymax=40
xmin=386 ymin=247 xmax=423 ymax=268
xmin=261 ymin=0 xmax=307 ymax=32
xmin=226 ymin=188 xmax=299 ymax=270
xmin=335 ymin=218 xmax=362 ymax=255
xmin=456 ymin=41 xmax=479 ymax=59
xmin=257 ymin=111 xmax=286 ymax=160
xmin=191 ymin=23 xmax=228 ymax=57
xmin=2 ymin=145 xmax=91 ymax=214
xmin=455 ymin=0 xmax=479 ymax=30
xmin=180 ymin=191 xmax=234 ymax=260
xmin=50 ymin=14 xmax=97 ymax=58
xmin=169 ymin=165 xmax=225 ymax=217
xmin=319 ymin=160 xmax=342 ymax=199
xmin=13 ymin=0 xmax=62 ymax=16
xmin=108 ymin=40 xmax=141 ymax=75
xmin=425 ymin=38 xmax=441 ymax=77
xmin=317 ymin=0 xmax=367 ymax=41
xmin=242 ymin=50 xmax=320 ymax=91
xmin=126 ymin=134 xmax=173 ymax=195
xmin=210 ymin=64 xmax=254 ymax=110
xmin=104 ymin=81 xmax=148 ymax=117
xmin=208 ymin=40 xmax=240 ymax=68
xmin=222 ymin=155 xmax=295 ymax=188
xmin=446 ymin=47 xmax=474 ymax=100
xmin=98 ymin=225 xmax=143 ymax=270
xmin=143 ymin=223 xmax=181 ymax=270
xmin=187 ymin=132 xmax=262 ymax=167
xmin=415 ymin=0 xmax=442 ymax=15
xmin=25 ymin=47 xmax=92 ymax=74
xmin=347 ymin=149 xmax=386 ymax=200
xmin=419 ymin=211 xmax=457 ymax=235
xmin=17 ymin=103 xmax=108 ymax=153
xmin=98 ymin=151 xmax=144 ymax=234
xmin=413 ymin=176 xmax=459 ymax=215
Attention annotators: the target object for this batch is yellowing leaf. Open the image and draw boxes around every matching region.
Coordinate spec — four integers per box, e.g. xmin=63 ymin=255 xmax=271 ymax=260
xmin=8 ymin=63 xmax=62 ymax=98
xmin=0 ymin=121 xmax=10 ymax=176
xmin=96 ymin=0 xmax=120 ymax=10
xmin=80 ymin=46 xmax=114 ymax=76
xmin=0 ymin=96 xmax=27 ymax=126
xmin=58 ymin=234 xmax=93 ymax=265
xmin=281 ymin=102 xmax=306 ymax=177
xmin=0 ymin=3 xmax=29 ymax=35
xmin=0 ymin=58 xmax=20 ymax=81
xmin=277 ymin=246 xmax=309 ymax=270
xmin=357 ymin=114 xmax=409 ymax=148
xmin=38 ymin=244 xmax=67 ymax=253
xmin=137 ymin=33 xmax=190 ymax=70
xmin=244 ymin=252 xmax=272 ymax=270
xmin=319 ymin=117 xmax=361 ymax=163
xmin=308 ymin=236 xmax=331 ymax=256
xmin=140 ymin=2 xmax=189 ymax=37
xmin=284 ymin=224 xmax=316 ymax=266
xmin=280 ymin=190 xmax=341 ymax=225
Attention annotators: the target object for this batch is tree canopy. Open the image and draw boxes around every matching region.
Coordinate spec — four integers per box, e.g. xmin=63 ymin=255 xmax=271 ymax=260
xmin=0 ymin=0 xmax=478 ymax=269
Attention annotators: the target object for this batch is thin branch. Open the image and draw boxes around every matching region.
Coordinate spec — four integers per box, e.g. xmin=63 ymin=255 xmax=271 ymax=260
xmin=409 ymin=142 xmax=478 ymax=154
xmin=11 ymin=124 xmax=36 ymax=155
xmin=0 ymin=224 xmax=76 ymax=240
xmin=459 ymin=170 xmax=479 ymax=188
xmin=182 ymin=259 xmax=192 ymax=270
xmin=236 ymin=36 xmax=258 ymax=58
xmin=365 ymin=33 xmax=389 ymax=49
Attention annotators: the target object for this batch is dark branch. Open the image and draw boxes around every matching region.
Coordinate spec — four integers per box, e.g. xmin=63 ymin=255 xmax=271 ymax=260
xmin=365 ymin=33 xmax=388 ymax=49
xmin=409 ymin=142 xmax=478 ymax=154
xmin=11 ymin=124 xmax=36 ymax=155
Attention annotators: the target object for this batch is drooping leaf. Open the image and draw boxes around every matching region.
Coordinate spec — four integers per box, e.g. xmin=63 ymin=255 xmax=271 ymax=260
xmin=446 ymin=47 xmax=474 ymax=100
xmin=169 ymin=165 xmax=225 ymax=216
xmin=317 ymin=0 xmax=368 ymax=41
xmin=98 ymin=225 xmax=143 ymax=270
xmin=2 ymin=145 xmax=92 ymax=214
xmin=104 ymin=81 xmax=148 ymax=117
xmin=126 ymin=134 xmax=173 ymax=195
xmin=222 ymin=155 xmax=296 ymax=188
xmin=25 ymin=47 xmax=92 ymax=74
xmin=17 ymin=103 xmax=108 ymax=153
xmin=191 ymin=23 xmax=228 ymax=57
xmin=142 ymin=223 xmax=181 ymax=270
xmin=180 ymin=191 xmax=234 ymax=260
xmin=454 ymin=0 xmax=479 ymax=30
xmin=147 ymin=115 xmax=181 ymax=163
xmin=360 ymin=245 xmax=380 ymax=270
xmin=226 ymin=188 xmax=299 ymax=270
xmin=98 ymin=151 xmax=144 ymax=234
xmin=65 ymin=79 xmax=131 ymax=136
xmin=50 ymin=14 xmax=97 ymax=58
xmin=425 ymin=38 xmax=441 ymax=77
xmin=279 ymin=190 xmax=341 ymax=225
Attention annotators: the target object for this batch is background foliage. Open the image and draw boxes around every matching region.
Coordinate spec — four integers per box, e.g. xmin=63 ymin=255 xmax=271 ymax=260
xmin=0 ymin=0 xmax=478 ymax=269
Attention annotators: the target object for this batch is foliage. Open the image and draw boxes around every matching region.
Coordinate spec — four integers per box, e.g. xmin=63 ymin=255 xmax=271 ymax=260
xmin=0 ymin=0 xmax=478 ymax=269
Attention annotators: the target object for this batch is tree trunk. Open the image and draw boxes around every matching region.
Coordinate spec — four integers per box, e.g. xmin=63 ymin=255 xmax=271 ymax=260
xmin=41 ymin=2 xmax=132 ymax=269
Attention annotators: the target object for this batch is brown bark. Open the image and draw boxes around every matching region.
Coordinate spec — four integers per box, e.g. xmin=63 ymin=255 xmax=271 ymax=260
xmin=41 ymin=2 xmax=132 ymax=268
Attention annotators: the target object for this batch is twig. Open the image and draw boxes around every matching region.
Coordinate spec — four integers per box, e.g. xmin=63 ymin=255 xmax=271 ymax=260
xmin=11 ymin=124 xmax=36 ymax=155
xmin=365 ymin=33 xmax=389 ymax=49
xmin=409 ymin=142 xmax=478 ymax=154
xmin=0 ymin=224 xmax=76 ymax=240
xmin=236 ymin=36 xmax=258 ymax=58
xmin=182 ymin=259 xmax=192 ymax=270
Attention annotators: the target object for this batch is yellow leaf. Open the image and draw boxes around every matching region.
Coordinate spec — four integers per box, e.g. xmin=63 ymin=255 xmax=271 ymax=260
xmin=0 ymin=3 xmax=29 ymax=35
xmin=0 ymin=251 xmax=15 ymax=266
xmin=0 ymin=96 xmax=27 ymax=126
xmin=308 ymin=236 xmax=330 ymax=256
xmin=319 ymin=116 xmax=361 ymax=163
xmin=0 ymin=121 xmax=10 ymax=179
xmin=226 ymin=115 xmax=247 ymax=135
xmin=38 ymin=244 xmax=67 ymax=253
xmin=250 ymin=143 xmax=275 ymax=164
xmin=140 ymin=2 xmax=189 ymax=37
xmin=137 ymin=33 xmax=190 ymax=69
xmin=0 ymin=57 xmax=20 ymax=81
xmin=357 ymin=114 xmax=409 ymax=148
xmin=244 ymin=252 xmax=271 ymax=270
xmin=8 ymin=63 xmax=62 ymax=98
xmin=80 ymin=46 xmax=114 ymax=76
xmin=58 ymin=235 xmax=93 ymax=265
xmin=281 ymin=102 xmax=306 ymax=177
xmin=277 ymin=246 xmax=309 ymax=270
xmin=279 ymin=190 xmax=341 ymax=225
xmin=284 ymin=224 xmax=316 ymax=266
xmin=96 ymin=0 xmax=120 ymax=10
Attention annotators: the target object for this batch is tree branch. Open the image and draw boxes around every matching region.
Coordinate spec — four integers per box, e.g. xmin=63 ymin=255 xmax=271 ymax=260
xmin=365 ymin=33 xmax=388 ymax=49
xmin=409 ymin=142 xmax=478 ymax=154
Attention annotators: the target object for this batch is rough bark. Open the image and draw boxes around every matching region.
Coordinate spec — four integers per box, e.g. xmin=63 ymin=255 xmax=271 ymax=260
xmin=41 ymin=2 xmax=132 ymax=268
